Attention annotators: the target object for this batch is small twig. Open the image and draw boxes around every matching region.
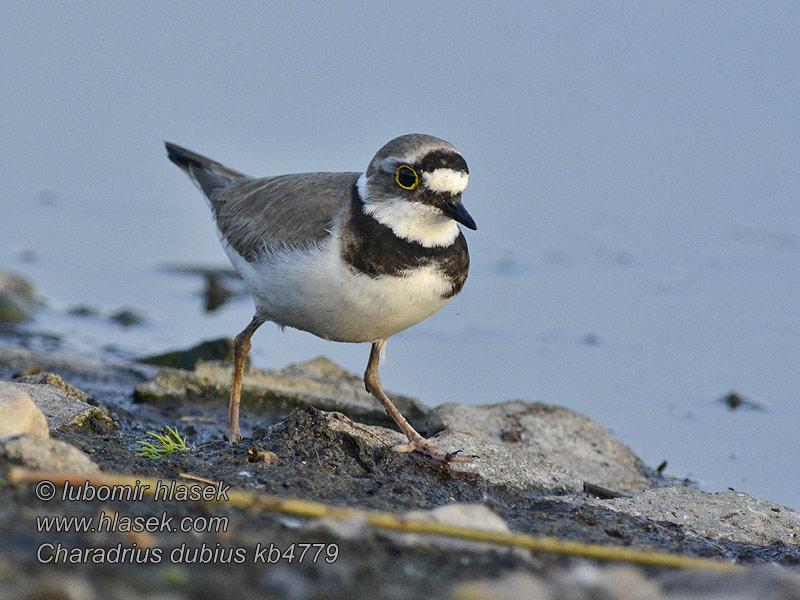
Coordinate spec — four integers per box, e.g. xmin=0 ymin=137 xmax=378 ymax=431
xmin=8 ymin=468 xmax=744 ymax=573
xmin=178 ymin=473 xmax=216 ymax=485
xmin=180 ymin=416 xmax=217 ymax=424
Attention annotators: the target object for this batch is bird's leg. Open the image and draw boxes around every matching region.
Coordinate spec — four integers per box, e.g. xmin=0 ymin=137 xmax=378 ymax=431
xmin=226 ymin=315 xmax=264 ymax=442
xmin=364 ymin=340 xmax=473 ymax=463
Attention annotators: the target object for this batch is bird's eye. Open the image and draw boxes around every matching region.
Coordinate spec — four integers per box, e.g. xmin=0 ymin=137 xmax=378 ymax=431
xmin=395 ymin=165 xmax=419 ymax=190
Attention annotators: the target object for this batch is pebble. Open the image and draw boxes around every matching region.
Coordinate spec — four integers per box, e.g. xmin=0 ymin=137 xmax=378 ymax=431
xmin=11 ymin=375 xmax=115 ymax=434
xmin=0 ymin=382 xmax=49 ymax=438
xmin=404 ymin=503 xmax=512 ymax=533
xmin=454 ymin=564 xmax=800 ymax=600
xmin=0 ymin=435 xmax=98 ymax=473
xmin=13 ymin=370 xmax=92 ymax=403
xmin=0 ymin=269 xmax=37 ymax=324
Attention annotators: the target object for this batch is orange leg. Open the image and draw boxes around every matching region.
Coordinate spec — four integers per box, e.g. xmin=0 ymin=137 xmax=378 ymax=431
xmin=364 ymin=340 xmax=473 ymax=463
xmin=226 ymin=316 xmax=264 ymax=442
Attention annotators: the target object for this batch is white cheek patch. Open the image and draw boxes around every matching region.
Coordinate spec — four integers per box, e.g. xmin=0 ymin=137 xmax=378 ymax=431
xmin=362 ymin=199 xmax=460 ymax=248
xmin=421 ymin=168 xmax=469 ymax=195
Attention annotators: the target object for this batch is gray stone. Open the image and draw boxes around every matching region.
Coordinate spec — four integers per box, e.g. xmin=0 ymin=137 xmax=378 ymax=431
xmin=12 ymin=371 xmax=92 ymax=403
xmin=324 ymin=411 xmax=582 ymax=494
xmin=303 ymin=515 xmax=370 ymax=541
xmin=404 ymin=503 xmax=512 ymax=533
xmin=26 ymin=575 xmax=98 ymax=600
xmin=440 ymin=429 xmax=583 ymax=493
xmin=435 ymin=400 xmax=653 ymax=493
xmin=0 ymin=382 xmax=49 ymax=438
xmin=0 ymin=435 xmax=98 ymax=473
xmin=659 ymin=564 xmax=800 ymax=600
xmin=553 ymin=564 xmax=664 ymax=600
xmin=456 ymin=565 xmax=800 ymax=600
xmin=0 ymin=270 xmax=37 ymax=324
xmin=134 ymin=356 xmax=433 ymax=433
xmin=304 ymin=500 xmax=523 ymax=555
xmin=453 ymin=573 xmax=554 ymax=600
xmin=12 ymin=380 xmax=115 ymax=434
xmin=601 ymin=486 xmax=800 ymax=546
xmin=392 ymin=503 xmax=525 ymax=555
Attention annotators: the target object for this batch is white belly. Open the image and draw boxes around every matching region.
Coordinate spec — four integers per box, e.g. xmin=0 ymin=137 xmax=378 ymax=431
xmin=223 ymin=237 xmax=454 ymax=342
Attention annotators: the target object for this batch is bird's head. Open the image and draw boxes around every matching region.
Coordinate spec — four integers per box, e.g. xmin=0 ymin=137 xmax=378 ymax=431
xmin=358 ymin=134 xmax=476 ymax=247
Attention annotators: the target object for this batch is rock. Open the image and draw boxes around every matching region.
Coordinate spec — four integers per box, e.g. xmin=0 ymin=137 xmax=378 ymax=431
xmin=0 ymin=435 xmax=98 ymax=473
xmin=67 ymin=305 xmax=100 ymax=317
xmin=0 ymin=270 xmax=37 ymax=325
xmin=461 ymin=565 xmax=663 ymax=600
xmin=397 ymin=503 xmax=523 ymax=554
xmin=323 ymin=411 xmax=582 ymax=494
xmin=303 ymin=515 xmax=370 ymax=541
xmin=134 ymin=356 xmax=434 ymax=434
xmin=0 ymin=382 xmax=49 ymax=438
xmin=404 ymin=503 xmax=511 ymax=533
xmin=247 ymin=447 xmax=279 ymax=464
xmin=307 ymin=503 xmax=520 ymax=554
xmin=279 ymin=356 xmax=366 ymax=383
xmin=138 ymin=338 xmax=237 ymax=370
xmin=12 ymin=371 xmax=92 ymax=403
xmin=443 ymin=429 xmax=584 ymax=493
xmin=453 ymin=573 xmax=553 ymax=600
xmin=109 ymin=308 xmax=143 ymax=327
xmin=456 ymin=564 xmax=800 ymax=600
xmin=554 ymin=564 xmax=663 ymax=600
xmin=27 ymin=576 xmax=98 ymax=600
xmin=659 ymin=564 xmax=800 ymax=599
xmin=435 ymin=400 xmax=654 ymax=493
xmin=601 ymin=486 xmax=800 ymax=546
xmin=11 ymin=378 xmax=116 ymax=434
xmin=720 ymin=391 xmax=764 ymax=411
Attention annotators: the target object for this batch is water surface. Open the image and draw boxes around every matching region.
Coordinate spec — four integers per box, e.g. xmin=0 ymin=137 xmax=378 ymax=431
xmin=2 ymin=3 xmax=798 ymax=509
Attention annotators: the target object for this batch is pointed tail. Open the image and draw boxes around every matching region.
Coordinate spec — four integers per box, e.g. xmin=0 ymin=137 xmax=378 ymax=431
xmin=164 ymin=142 xmax=249 ymax=197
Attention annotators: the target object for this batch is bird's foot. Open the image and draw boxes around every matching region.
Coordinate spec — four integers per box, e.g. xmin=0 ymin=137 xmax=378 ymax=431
xmin=391 ymin=438 xmax=476 ymax=463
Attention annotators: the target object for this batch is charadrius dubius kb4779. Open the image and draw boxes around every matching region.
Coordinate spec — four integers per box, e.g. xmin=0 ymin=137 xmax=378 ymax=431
xmin=165 ymin=134 xmax=476 ymax=462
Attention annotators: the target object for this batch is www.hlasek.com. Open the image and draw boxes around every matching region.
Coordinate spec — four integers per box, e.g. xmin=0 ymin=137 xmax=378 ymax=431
xmin=34 ymin=479 xmax=339 ymax=565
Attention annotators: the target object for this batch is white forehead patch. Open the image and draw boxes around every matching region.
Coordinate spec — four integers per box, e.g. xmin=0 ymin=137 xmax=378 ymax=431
xmin=421 ymin=168 xmax=469 ymax=195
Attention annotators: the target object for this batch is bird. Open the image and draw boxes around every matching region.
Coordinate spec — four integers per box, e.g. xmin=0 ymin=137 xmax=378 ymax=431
xmin=164 ymin=134 xmax=477 ymax=462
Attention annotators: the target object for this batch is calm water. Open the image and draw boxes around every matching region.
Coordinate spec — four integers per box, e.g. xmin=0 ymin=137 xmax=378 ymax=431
xmin=2 ymin=3 xmax=799 ymax=509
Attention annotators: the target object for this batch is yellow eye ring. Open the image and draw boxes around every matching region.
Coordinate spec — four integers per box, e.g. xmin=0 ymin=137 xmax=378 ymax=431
xmin=395 ymin=165 xmax=419 ymax=190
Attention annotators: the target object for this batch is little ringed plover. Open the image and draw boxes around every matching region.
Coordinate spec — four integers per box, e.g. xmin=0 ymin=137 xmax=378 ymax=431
xmin=164 ymin=134 xmax=476 ymax=462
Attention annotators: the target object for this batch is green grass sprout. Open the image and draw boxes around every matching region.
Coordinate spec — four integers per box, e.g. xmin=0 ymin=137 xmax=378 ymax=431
xmin=136 ymin=426 xmax=188 ymax=458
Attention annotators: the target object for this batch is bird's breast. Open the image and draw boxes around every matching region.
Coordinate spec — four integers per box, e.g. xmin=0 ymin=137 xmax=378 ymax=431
xmin=225 ymin=238 xmax=461 ymax=342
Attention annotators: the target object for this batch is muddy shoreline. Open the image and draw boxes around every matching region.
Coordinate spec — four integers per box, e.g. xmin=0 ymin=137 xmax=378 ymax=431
xmin=0 ymin=342 xmax=799 ymax=599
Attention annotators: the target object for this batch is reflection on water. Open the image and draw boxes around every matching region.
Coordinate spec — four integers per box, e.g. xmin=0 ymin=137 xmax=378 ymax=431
xmin=202 ymin=275 xmax=234 ymax=312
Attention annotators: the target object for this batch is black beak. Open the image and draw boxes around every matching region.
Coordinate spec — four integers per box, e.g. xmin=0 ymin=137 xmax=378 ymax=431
xmin=442 ymin=200 xmax=477 ymax=230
